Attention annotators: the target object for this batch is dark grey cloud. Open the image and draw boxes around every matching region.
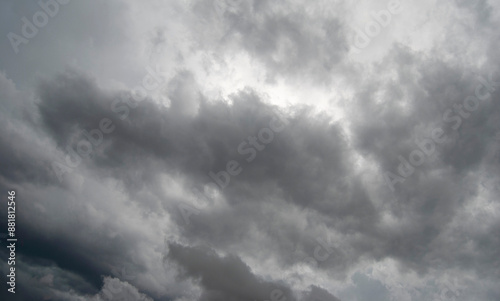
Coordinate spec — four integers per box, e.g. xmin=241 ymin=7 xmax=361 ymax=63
xmin=1 ymin=0 xmax=500 ymax=300
xmin=344 ymin=42 xmax=500 ymax=276
xmin=33 ymin=70 xmax=382 ymax=279
xmin=166 ymin=242 xmax=340 ymax=301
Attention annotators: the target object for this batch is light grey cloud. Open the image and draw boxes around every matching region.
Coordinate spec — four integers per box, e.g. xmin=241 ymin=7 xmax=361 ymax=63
xmin=1 ymin=0 xmax=500 ymax=300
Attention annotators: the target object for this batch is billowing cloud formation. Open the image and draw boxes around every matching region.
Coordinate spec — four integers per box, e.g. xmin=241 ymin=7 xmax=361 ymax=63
xmin=166 ymin=242 xmax=341 ymax=301
xmin=1 ymin=0 xmax=500 ymax=300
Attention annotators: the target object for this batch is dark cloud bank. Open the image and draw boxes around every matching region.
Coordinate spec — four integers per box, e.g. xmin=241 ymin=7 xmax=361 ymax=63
xmin=1 ymin=0 xmax=500 ymax=300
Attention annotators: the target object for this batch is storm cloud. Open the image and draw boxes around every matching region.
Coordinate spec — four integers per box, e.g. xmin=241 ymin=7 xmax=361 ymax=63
xmin=1 ymin=0 xmax=500 ymax=300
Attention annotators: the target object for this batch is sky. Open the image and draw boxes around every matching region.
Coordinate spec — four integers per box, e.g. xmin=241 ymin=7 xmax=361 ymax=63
xmin=0 ymin=0 xmax=500 ymax=300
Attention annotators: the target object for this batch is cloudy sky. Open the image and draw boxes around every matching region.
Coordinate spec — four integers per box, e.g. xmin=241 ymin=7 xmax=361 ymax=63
xmin=1 ymin=0 xmax=500 ymax=300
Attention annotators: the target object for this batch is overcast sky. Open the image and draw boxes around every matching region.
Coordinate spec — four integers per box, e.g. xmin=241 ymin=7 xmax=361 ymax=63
xmin=1 ymin=0 xmax=500 ymax=300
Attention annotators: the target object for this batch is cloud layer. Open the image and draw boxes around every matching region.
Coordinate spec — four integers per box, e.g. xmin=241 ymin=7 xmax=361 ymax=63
xmin=1 ymin=0 xmax=500 ymax=300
